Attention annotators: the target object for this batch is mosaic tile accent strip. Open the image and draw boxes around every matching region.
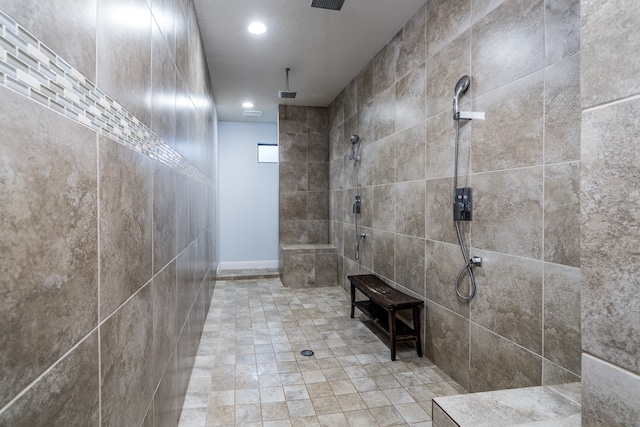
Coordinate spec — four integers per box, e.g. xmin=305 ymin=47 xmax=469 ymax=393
xmin=0 ymin=9 xmax=213 ymax=188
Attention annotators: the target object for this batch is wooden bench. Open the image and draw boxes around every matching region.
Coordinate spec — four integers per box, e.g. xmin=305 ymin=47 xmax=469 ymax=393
xmin=348 ymin=274 xmax=423 ymax=361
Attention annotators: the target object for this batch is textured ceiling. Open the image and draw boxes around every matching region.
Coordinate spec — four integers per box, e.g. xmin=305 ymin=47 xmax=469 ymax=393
xmin=194 ymin=0 xmax=426 ymax=123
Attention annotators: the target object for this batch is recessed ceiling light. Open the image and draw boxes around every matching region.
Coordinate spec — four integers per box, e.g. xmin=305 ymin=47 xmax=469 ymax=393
xmin=248 ymin=22 xmax=266 ymax=35
xmin=242 ymin=102 xmax=254 ymax=108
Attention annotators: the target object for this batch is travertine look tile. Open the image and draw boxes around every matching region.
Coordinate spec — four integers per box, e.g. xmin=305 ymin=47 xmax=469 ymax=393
xmin=425 ymin=241 xmax=471 ymax=318
xmin=356 ymin=101 xmax=375 ymax=147
xmin=581 ymin=0 xmax=640 ymax=108
xmin=472 ymin=0 xmax=508 ymax=23
xmin=394 ymin=234 xmax=425 ymax=296
xmin=396 ymin=3 xmax=426 ymax=79
xmin=308 ymin=192 xmax=329 ymax=221
xmin=154 ymin=352 xmax=181 ymax=427
xmin=307 ymin=107 xmax=327 ymax=134
xmin=395 ymin=63 xmax=426 ymax=132
xmin=373 ymin=86 xmax=396 ymax=142
xmin=343 ymin=78 xmax=358 ymax=120
xmin=151 ymin=0 xmax=176 ymax=59
xmin=582 ymin=354 xmax=640 ymax=427
xmin=582 ymin=98 xmax=640 ymax=375
xmin=425 ymin=301 xmax=470 ymax=390
xmin=280 ymin=193 xmax=308 ymax=221
xmin=425 ymin=177 xmax=459 ymax=245
xmin=373 ymin=38 xmax=398 ymax=97
xmin=153 ymin=261 xmax=178 ymax=385
xmin=279 ymin=133 xmax=308 ymax=163
xmin=101 ymin=285 xmax=154 ymax=426
xmin=0 ymin=332 xmax=99 ymax=426
xmin=544 ymin=54 xmax=581 ymax=164
xmin=357 ymin=62 xmax=374 ymax=111
xmin=472 ymin=71 xmax=544 ymax=172
xmin=373 ymin=184 xmax=396 ymax=232
xmin=542 ymin=360 xmax=580 ymax=387
xmin=329 ymin=125 xmax=343 ymax=162
xmin=469 ymin=324 xmax=542 ymax=392
xmin=472 ymin=167 xmax=543 ymax=259
xmin=151 ymin=21 xmax=177 ymax=148
xmin=97 ymin=0 xmax=152 ymax=127
xmin=470 ymin=250 xmax=543 ymax=353
xmin=472 ymin=0 xmax=545 ymax=96
xmin=426 ymin=0 xmax=470 ymax=58
xmin=153 ymin=162 xmax=177 ymax=275
xmin=0 ymin=88 xmax=98 ymax=408
xmin=99 ymin=137 xmax=153 ymax=318
xmin=327 ymin=94 xmax=343 ymax=133
xmin=545 ymin=0 xmax=580 ymax=65
xmin=396 ymin=180 xmax=426 ymax=238
xmin=373 ymin=231 xmax=395 ymax=282
xmin=279 ymin=163 xmax=308 ymax=193
xmin=426 ymin=30 xmax=470 ymax=118
xmin=544 ymin=162 xmax=580 ymax=267
xmin=308 ymin=136 xmax=330 ymax=167
xmin=2 ymin=0 xmax=97 ymax=79
xmin=395 ymin=122 xmax=426 ymax=183
xmin=425 ymin=110 xmax=470 ymax=180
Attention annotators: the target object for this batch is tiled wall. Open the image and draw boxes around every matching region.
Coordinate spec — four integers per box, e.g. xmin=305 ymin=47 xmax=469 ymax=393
xmin=278 ymin=105 xmax=330 ymax=245
xmin=581 ymin=0 xmax=640 ymax=424
xmin=327 ymin=0 xmax=581 ymax=393
xmin=0 ymin=0 xmax=217 ymax=425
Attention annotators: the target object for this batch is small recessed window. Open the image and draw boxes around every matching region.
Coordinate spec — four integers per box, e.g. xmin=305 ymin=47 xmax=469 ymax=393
xmin=258 ymin=143 xmax=278 ymax=163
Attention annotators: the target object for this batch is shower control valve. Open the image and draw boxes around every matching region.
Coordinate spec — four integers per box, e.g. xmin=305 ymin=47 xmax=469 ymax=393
xmin=353 ymin=195 xmax=362 ymax=214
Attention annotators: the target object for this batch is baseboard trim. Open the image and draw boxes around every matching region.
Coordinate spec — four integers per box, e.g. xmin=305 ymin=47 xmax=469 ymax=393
xmin=217 ymin=260 xmax=279 ymax=273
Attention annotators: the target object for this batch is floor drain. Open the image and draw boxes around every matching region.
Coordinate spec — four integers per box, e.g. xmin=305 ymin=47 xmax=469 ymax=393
xmin=300 ymin=350 xmax=314 ymax=357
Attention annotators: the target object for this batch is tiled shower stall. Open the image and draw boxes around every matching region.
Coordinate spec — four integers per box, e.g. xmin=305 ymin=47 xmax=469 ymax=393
xmin=278 ymin=0 xmax=583 ymax=395
xmin=0 ymin=0 xmax=217 ymax=425
xmin=277 ymin=1 xmax=640 ymax=424
xmin=1 ymin=0 xmax=639 ymax=425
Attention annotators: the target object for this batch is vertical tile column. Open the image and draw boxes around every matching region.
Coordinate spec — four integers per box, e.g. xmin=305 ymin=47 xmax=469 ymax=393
xmin=581 ymin=0 xmax=640 ymax=423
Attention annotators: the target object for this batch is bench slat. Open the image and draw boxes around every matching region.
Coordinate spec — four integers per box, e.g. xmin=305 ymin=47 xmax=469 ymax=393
xmin=348 ymin=274 xmax=422 ymax=309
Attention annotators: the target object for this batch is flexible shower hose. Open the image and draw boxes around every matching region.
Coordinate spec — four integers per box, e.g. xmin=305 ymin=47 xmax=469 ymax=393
xmin=453 ymin=120 xmax=477 ymax=301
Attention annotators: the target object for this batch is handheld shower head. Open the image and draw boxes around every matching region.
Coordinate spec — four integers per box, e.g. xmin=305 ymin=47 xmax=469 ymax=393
xmin=350 ymin=135 xmax=360 ymax=144
xmin=453 ymin=75 xmax=470 ymax=119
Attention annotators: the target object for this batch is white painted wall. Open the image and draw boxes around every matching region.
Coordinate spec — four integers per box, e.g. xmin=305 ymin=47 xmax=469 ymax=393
xmin=217 ymin=121 xmax=279 ymax=269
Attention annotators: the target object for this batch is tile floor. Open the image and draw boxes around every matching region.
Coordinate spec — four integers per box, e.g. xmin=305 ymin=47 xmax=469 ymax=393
xmin=178 ymin=277 xmax=466 ymax=427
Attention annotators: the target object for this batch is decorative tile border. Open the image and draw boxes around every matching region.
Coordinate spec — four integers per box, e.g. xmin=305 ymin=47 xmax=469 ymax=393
xmin=0 ymin=8 xmax=213 ymax=188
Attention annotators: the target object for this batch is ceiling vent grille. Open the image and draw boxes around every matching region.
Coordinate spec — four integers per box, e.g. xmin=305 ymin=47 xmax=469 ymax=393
xmin=243 ymin=110 xmax=263 ymax=118
xmin=311 ymin=0 xmax=345 ymax=11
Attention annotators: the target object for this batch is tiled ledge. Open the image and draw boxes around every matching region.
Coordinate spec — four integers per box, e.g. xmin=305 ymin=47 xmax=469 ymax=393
xmin=432 ymin=383 xmax=581 ymax=427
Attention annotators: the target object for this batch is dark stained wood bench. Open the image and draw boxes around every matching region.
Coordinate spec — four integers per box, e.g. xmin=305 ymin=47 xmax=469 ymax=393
xmin=348 ymin=274 xmax=423 ymax=361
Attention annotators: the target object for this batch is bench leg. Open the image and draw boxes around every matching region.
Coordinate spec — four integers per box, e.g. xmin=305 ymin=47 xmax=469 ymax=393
xmin=350 ymin=284 xmax=355 ymax=318
xmin=413 ymin=306 xmax=422 ymax=357
xmin=388 ymin=309 xmax=397 ymax=361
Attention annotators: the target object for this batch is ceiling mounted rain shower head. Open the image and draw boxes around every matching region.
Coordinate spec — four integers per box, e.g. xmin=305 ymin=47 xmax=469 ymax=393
xmin=278 ymin=68 xmax=297 ymax=99
xmin=311 ymin=0 xmax=345 ymax=11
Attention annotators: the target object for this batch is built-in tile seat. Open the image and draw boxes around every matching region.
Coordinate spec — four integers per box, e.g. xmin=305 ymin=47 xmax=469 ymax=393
xmin=278 ymin=244 xmax=337 ymax=288
xmin=432 ymin=383 xmax=581 ymax=427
